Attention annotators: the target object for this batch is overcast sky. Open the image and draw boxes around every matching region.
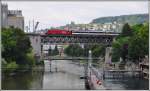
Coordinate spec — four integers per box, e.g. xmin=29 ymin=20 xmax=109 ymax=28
xmin=2 ymin=1 xmax=149 ymax=30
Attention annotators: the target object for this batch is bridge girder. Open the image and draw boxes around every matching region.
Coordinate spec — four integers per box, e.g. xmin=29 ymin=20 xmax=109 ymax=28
xmin=41 ymin=34 xmax=117 ymax=46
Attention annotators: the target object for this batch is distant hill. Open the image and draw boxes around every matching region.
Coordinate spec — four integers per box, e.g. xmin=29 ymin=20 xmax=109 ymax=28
xmin=91 ymin=14 xmax=149 ymax=25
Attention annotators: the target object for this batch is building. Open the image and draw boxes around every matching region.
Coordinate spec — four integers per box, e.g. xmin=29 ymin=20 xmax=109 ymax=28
xmin=59 ymin=21 xmax=123 ymax=33
xmin=1 ymin=4 xmax=24 ymax=31
xmin=8 ymin=10 xmax=24 ymax=30
xmin=1 ymin=4 xmax=8 ymax=28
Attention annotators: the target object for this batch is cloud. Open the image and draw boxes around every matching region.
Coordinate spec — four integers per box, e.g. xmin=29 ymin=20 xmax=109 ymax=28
xmin=2 ymin=1 xmax=148 ymax=30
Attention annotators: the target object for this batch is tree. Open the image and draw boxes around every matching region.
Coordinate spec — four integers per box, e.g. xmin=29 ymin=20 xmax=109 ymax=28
xmin=48 ymin=47 xmax=52 ymax=56
xmin=111 ymin=37 xmax=129 ymax=63
xmin=83 ymin=45 xmax=90 ymax=57
xmin=53 ymin=45 xmax=59 ymax=55
xmin=82 ymin=44 xmax=106 ymax=58
xmin=64 ymin=44 xmax=84 ymax=57
xmin=112 ymin=23 xmax=133 ymax=63
xmin=121 ymin=23 xmax=133 ymax=37
xmin=91 ymin=44 xmax=105 ymax=57
xmin=111 ymin=40 xmax=122 ymax=62
xmin=112 ymin=22 xmax=149 ymax=66
xmin=2 ymin=26 xmax=34 ymax=70
xmin=128 ymin=23 xmax=149 ymax=64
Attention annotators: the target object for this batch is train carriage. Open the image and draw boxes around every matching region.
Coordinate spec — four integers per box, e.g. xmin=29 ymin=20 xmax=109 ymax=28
xmin=46 ymin=29 xmax=72 ymax=36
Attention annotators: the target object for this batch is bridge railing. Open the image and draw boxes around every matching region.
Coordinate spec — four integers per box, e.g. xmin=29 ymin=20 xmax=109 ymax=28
xmin=43 ymin=56 xmax=102 ymax=60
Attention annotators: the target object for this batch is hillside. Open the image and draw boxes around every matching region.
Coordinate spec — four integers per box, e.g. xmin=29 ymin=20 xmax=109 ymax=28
xmin=91 ymin=14 xmax=149 ymax=25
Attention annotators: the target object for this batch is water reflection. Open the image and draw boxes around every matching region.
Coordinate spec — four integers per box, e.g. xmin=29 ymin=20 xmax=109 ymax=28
xmin=2 ymin=60 xmax=149 ymax=90
xmin=2 ymin=60 xmax=85 ymax=90
xmin=103 ymin=78 xmax=149 ymax=90
xmin=2 ymin=70 xmax=44 ymax=90
xmin=43 ymin=60 xmax=85 ymax=90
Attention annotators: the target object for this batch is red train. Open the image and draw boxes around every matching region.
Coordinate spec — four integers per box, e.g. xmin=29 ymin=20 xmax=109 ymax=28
xmin=45 ymin=29 xmax=72 ymax=35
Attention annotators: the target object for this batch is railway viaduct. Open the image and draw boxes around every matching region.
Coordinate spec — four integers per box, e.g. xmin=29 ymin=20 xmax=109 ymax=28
xmin=26 ymin=31 xmax=120 ymax=63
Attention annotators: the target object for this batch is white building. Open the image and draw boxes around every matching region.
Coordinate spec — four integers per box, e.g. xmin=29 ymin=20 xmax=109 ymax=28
xmin=60 ymin=21 xmax=122 ymax=33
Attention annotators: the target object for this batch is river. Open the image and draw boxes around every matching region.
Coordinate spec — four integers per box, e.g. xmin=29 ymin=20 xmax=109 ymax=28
xmin=2 ymin=60 xmax=149 ymax=90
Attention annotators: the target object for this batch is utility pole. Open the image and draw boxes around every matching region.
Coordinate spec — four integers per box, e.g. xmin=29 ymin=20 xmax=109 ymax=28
xmin=88 ymin=50 xmax=92 ymax=82
xmin=29 ymin=20 xmax=30 ymax=32
xmin=88 ymin=50 xmax=92 ymax=68
xmin=33 ymin=19 xmax=34 ymax=33
xmin=35 ymin=21 xmax=39 ymax=33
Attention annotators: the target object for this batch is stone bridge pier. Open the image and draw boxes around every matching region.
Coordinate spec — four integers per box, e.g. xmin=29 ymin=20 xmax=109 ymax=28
xmin=105 ymin=47 xmax=112 ymax=64
xmin=27 ymin=34 xmax=42 ymax=63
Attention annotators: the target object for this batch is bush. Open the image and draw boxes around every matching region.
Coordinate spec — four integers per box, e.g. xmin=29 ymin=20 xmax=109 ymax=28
xmin=26 ymin=52 xmax=36 ymax=67
xmin=4 ymin=61 xmax=18 ymax=72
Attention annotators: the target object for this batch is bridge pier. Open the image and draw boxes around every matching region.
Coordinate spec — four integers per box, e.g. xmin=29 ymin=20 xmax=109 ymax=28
xmin=105 ymin=47 xmax=112 ymax=64
xmin=27 ymin=34 xmax=42 ymax=63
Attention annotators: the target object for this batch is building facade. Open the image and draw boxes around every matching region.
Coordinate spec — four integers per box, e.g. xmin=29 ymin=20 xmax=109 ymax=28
xmin=59 ymin=21 xmax=123 ymax=33
xmin=1 ymin=4 xmax=8 ymax=28
xmin=8 ymin=10 xmax=24 ymax=30
xmin=1 ymin=4 xmax=24 ymax=31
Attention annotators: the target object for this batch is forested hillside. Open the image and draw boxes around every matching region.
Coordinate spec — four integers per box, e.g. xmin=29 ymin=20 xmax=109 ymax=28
xmin=91 ymin=14 xmax=149 ymax=25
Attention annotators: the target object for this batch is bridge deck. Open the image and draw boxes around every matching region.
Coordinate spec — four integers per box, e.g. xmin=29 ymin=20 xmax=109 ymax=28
xmin=103 ymin=70 xmax=141 ymax=72
xmin=43 ymin=58 xmax=101 ymax=60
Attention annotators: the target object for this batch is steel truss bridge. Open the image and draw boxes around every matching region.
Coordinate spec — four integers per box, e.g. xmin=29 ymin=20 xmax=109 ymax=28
xmin=40 ymin=32 xmax=119 ymax=45
xmin=27 ymin=31 xmax=119 ymax=45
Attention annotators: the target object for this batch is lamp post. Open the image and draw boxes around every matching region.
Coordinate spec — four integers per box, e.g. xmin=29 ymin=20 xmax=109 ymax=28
xmin=88 ymin=50 xmax=92 ymax=83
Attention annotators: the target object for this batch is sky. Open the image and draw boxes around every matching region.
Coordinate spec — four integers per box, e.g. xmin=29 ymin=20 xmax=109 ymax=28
xmin=2 ymin=1 xmax=149 ymax=30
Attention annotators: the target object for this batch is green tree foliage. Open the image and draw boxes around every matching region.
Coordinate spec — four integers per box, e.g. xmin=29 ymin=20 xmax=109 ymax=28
xmin=92 ymin=14 xmax=148 ymax=25
xmin=64 ymin=44 xmax=84 ymax=57
xmin=131 ymin=24 xmax=143 ymax=34
xmin=121 ymin=23 xmax=133 ymax=37
xmin=112 ymin=23 xmax=133 ymax=63
xmin=2 ymin=26 xmax=35 ymax=70
xmin=112 ymin=22 xmax=149 ymax=65
xmin=26 ymin=52 xmax=36 ymax=67
xmin=53 ymin=45 xmax=59 ymax=55
xmin=91 ymin=44 xmax=105 ymax=57
xmin=128 ymin=23 xmax=149 ymax=64
xmin=48 ymin=46 xmax=59 ymax=56
xmin=3 ymin=61 xmax=19 ymax=73
xmin=90 ymin=44 xmax=106 ymax=64
xmin=48 ymin=47 xmax=52 ymax=56
xmin=112 ymin=37 xmax=130 ymax=62
xmin=83 ymin=45 xmax=90 ymax=57
xmin=64 ymin=44 xmax=105 ymax=58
